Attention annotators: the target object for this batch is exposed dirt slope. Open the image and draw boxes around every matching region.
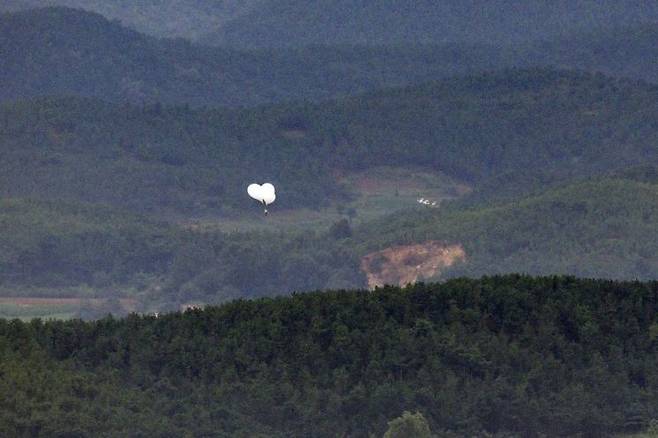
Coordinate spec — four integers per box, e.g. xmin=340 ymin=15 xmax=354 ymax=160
xmin=361 ymin=241 xmax=466 ymax=289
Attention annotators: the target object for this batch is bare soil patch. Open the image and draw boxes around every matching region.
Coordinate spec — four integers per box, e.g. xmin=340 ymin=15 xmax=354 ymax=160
xmin=361 ymin=241 xmax=466 ymax=288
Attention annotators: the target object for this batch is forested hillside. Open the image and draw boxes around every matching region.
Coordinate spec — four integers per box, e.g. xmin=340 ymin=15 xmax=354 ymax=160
xmin=0 ymin=7 xmax=505 ymax=107
xmin=357 ymin=175 xmax=658 ymax=281
xmin=3 ymin=69 xmax=656 ymax=215
xmin=1 ymin=276 xmax=657 ymax=436
xmin=4 ymin=7 xmax=658 ymax=111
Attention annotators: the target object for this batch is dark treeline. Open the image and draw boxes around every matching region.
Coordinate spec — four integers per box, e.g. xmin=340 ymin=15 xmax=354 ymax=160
xmin=1 ymin=276 xmax=657 ymax=436
xmin=205 ymin=0 xmax=658 ymax=48
xmin=356 ymin=175 xmax=658 ymax=281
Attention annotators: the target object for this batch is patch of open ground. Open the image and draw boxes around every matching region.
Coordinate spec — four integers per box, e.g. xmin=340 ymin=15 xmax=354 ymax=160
xmin=0 ymin=297 xmax=138 ymax=320
xmin=361 ymin=241 xmax=466 ymax=289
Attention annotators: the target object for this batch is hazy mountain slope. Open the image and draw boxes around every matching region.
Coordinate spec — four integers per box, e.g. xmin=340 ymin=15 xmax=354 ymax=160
xmin=525 ymin=23 xmax=658 ymax=84
xmin=2 ymin=276 xmax=657 ymax=436
xmin=0 ymin=7 xmax=505 ymax=107
xmin=2 ymin=69 xmax=658 ymax=215
xmin=0 ymin=0 xmax=260 ymax=39
xmin=208 ymin=0 xmax=658 ymax=48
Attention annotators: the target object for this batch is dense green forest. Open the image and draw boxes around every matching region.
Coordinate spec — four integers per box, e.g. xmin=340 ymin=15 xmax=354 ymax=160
xmin=524 ymin=23 xmax=658 ymax=84
xmin=1 ymin=276 xmax=657 ymax=436
xmin=3 ymin=69 xmax=658 ymax=215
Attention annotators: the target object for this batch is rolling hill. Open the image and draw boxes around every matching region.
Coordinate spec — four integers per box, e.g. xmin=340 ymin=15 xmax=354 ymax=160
xmin=4 ymin=172 xmax=658 ymax=313
xmin=0 ymin=7 xmax=505 ymax=107
xmin=356 ymin=175 xmax=658 ymax=283
xmin=3 ymin=69 xmax=658 ymax=217
xmin=206 ymin=0 xmax=658 ymax=48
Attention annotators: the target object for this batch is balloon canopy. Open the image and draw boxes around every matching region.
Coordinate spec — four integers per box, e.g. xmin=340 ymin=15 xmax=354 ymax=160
xmin=247 ymin=183 xmax=276 ymax=206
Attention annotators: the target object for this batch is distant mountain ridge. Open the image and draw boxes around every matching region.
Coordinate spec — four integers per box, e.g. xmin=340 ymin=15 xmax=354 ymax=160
xmin=206 ymin=0 xmax=658 ymax=48
xmin=0 ymin=7 xmax=506 ymax=107
xmin=0 ymin=0 xmax=260 ymax=39
xmin=4 ymin=7 xmax=658 ymax=110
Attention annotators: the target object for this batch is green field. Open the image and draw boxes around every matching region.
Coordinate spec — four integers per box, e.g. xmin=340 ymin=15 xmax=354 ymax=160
xmin=183 ymin=166 xmax=467 ymax=233
xmin=0 ymin=302 xmax=78 ymax=321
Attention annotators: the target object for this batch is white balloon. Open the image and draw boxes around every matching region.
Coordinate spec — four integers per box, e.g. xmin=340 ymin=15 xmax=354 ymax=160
xmin=247 ymin=183 xmax=276 ymax=206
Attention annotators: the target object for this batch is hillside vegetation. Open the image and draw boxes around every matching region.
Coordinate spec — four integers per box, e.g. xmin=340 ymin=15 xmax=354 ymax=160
xmin=357 ymin=176 xmax=658 ymax=281
xmin=0 ymin=198 xmax=365 ymax=310
xmin=1 ymin=276 xmax=657 ymax=436
xmin=6 ymin=7 xmax=658 ymax=111
xmin=525 ymin=23 xmax=658 ymax=84
xmin=4 ymin=173 xmax=658 ymax=312
xmin=3 ymin=69 xmax=658 ymax=216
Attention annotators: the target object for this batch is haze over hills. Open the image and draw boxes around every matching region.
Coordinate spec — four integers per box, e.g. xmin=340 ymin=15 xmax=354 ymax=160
xmin=206 ymin=0 xmax=658 ymax=48
xmin=524 ymin=23 xmax=658 ymax=84
xmin=0 ymin=7 xmax=508 ymax=107
xmin=0 ymin=0 xmax=260 ymax=39
xmin=5 ymin=0 xmax=658 ymax=54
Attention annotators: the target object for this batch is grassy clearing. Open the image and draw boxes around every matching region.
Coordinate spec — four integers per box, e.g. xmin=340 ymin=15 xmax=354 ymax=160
xmin=0 ymin=297 xmax=139 ymax=320
xmin=0 ymin=302 xmax=79 ymax=320
xmin=185 ymin=166 xmax=468 ymax=233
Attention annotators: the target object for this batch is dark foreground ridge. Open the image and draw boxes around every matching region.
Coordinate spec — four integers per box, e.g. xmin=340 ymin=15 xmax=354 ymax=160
xmin=1 ymin=275 xmax=657 ymax=436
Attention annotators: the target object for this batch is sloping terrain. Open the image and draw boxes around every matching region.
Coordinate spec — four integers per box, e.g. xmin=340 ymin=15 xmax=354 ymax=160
xmin=356 ymin=175 xmax=658 ymax=281
xmin=0 ymin=0 xmax=260 ymax=39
